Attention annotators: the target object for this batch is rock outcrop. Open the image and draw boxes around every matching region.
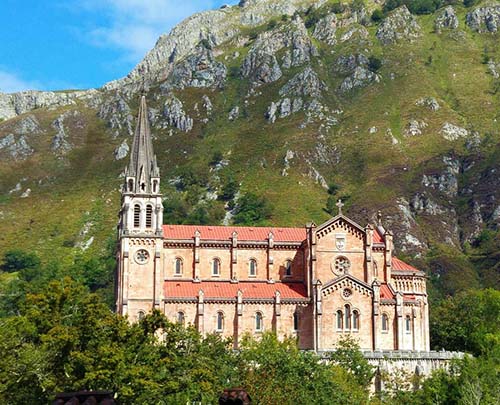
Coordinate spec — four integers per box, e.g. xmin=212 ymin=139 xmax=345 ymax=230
xmin=376 ymin=6 xmax=421 ymax=45
xmin=0 ymin=133 xmax=34 ymax=160
xmin=441 ymin=122 xmax=468 ymax=141
xmin=0 ymin=89 xmax=100 ymax=120
xmin=313 ymin=14 xmax=338 ymax=45
xmin=163 ymin=96 xmax=193 ymax=132
xmin=435 ymin=6 xmax=459 ymax=32
xmin=466 ymin=5 xmax=500 ymax=32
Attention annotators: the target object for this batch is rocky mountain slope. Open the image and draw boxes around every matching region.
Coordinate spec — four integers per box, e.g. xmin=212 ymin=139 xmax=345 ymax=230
xmin=1 ymin=0 xmax=500 ymax=289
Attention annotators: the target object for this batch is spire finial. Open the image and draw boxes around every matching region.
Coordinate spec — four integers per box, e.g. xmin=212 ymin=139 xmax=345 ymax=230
xmin=336 ymin=199 xmax=344 ymax=215
xmin=125 ymin=95 xmax=159 ymax=194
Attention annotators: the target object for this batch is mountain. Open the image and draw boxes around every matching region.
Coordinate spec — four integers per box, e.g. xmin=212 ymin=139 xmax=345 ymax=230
xmin=1 ymin=0 xmax=499 ymax=291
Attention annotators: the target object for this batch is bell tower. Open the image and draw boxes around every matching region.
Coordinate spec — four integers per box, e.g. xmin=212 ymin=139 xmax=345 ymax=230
xmin=116 ymin=96 xmax=164 ymax=318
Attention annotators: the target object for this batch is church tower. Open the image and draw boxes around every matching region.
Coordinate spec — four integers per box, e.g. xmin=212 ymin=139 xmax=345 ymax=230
xmin=116 ymin=96 xmax=164 ymax=318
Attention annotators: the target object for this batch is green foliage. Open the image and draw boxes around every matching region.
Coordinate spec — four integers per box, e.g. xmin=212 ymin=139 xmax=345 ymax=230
xmin=430 ymin=289 xmax=500 ymax=356
xmin=1 ymin=249 xmax=41 ymax=275
xmin=368 ymin=56 xmax=383 ymax=72
xmin=233 ymin=192 xmax=273 ymax=225
xmin=237 ymin=333 xmax=369 ymax=404
xmin=219 ymin=175 xmax=239 ymax=202
xmin=267 ymin=19 xmax=278 ymax=30
xmin=325 ymin=195 xmax=338 ymax=215
xmin=383 ymin=0 xmax=443 ymax=15
xmin=371 ymin=9 xmax=384 ymax=22
xmin=350 ymin=0 xmax=365 ymax=12
xmin=209 ymin=150 xmax=224 ymax=167
xmin=328 ymin=336 xmax=375 ymax=388
xmin=331 ymin=2 xmax=347 ymax=14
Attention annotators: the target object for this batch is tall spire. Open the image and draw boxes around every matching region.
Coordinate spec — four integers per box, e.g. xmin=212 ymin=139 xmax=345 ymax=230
xmin=126 ymin=96 xmax=159 ymax=194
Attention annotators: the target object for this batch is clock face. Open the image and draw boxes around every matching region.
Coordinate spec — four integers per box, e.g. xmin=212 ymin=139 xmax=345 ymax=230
xmin=135 ymin=249 xmax=150 ymax=265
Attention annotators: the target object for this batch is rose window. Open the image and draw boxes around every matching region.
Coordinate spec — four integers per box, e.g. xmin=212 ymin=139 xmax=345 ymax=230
xmin=342 ymin=288 xmax=353 ymax=299
xmin=334 ymin=256 xmax=351 ymax=275
xmin=135 ymin=249 xmax=150 ymax=265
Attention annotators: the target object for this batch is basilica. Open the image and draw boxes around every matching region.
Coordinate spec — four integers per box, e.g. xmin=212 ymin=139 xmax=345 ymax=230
xmin=116 ymin=97 xmax=430 ymax=352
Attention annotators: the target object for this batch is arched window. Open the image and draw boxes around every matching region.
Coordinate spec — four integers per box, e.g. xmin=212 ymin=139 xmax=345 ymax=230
xmin=405 ymin=315 xmax=411 ymax=333
xmin=352 ymin=310 xmax=360 ymax=330
xmin=293 ymin=312 xmax=299 ymax=331
xmin=212 ymin=258 xmax=221 ymax=276
xmin=382 ymin=314 xmax=389 ymax=332
xmin=285 ymin=260 xmax=292 ymax=277
xmin=255 ymin=312 xmax=263 ymax=332
xmin=153 ymin=180 xmax=158 ymax=193
xmin=336 ymin=310 xmax=343 ymax=330
xmin=134 ymin=204 xmax=141 ymax=228
xmin=137 ymin=310 xmax=145 ymax=321
xmin=177 ymin=311 xmax=185 ymax=326
xmin=216 ymin=311 xmax=224 ymax=332
xmin=146 ymin=204 xmax=153 ymax=228
xmin=249 ymin=259 xmax=257 ymax=277
xmin=128 ymin=179 xmax=134 ymax=192
xmin=373 ymin=260 xmax=378 ymax=278
xmin=344 ymin=304 xmax=351 ymax=330
xmin=174 ymin=258 xmax=183 ymax=275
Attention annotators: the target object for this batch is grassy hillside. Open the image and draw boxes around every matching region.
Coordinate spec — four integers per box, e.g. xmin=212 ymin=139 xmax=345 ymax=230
xmin=0 ymin=0 xmax=499 ymax=295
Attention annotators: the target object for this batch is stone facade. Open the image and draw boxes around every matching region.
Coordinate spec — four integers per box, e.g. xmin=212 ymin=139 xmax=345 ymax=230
xmin=116 ymin=98 xmax=430 ymax=352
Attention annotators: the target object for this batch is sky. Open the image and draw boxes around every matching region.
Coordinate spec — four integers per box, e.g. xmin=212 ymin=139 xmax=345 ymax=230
xmin=0 ymin=0 xmax=236 ymax=93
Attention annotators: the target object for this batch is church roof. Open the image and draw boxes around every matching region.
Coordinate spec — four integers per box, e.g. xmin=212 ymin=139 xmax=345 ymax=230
xmin=392 ymin=257 xmax=420 ymax=273
xmin=162 ymin=225 xmax=306 ymax=242
xmin=373 ymin=229 xmax=384 ymax=243
xmin=380 ymin=283 xmax=395 ymax=299
xmin=164 ymin=281 xmax=308 ymax=300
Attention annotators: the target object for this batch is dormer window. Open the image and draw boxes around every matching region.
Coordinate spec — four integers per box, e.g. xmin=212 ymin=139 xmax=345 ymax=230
xmin=141 ymin=182 xmax=146 ymax=192
xmin=128 ymin=179 xmax=134 ymax=192
xmin=285 ymin=260 xmax=292 ymax=277
xmin=153 ymin=180 xmax=158 ymax=193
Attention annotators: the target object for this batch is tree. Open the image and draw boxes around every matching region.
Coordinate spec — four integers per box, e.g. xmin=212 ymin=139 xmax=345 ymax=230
xmin=236 ymin=332 xmax=369 ymax=404
xmin=233 ymin=192 xmax=273 ymax=225
xmin=1 ymin=249 xmax=41 ymax=278
xmin=328 ymin=336 xmax=375 ymax=388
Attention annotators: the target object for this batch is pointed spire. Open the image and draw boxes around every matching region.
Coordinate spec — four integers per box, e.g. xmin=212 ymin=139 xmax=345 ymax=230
xmin=126 ymin=96 xmax=159 ymax=193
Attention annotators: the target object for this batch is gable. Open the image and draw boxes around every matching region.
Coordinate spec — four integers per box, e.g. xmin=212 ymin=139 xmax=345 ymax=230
xmin=321 ymin=274 xmax=373 ymax=298
xmin=315 ymin=215 xmax=365 ymax=241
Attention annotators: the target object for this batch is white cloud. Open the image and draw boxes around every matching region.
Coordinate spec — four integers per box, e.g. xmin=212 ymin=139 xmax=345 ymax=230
xmin=0 ymin=69 xmax=41 ymax=93
xmin=77 ymin=0 xmax=223 ymax=62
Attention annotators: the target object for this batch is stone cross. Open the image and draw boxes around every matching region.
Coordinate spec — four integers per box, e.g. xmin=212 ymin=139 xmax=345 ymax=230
xmin=336 ymin=199 xmax=344 ymax=215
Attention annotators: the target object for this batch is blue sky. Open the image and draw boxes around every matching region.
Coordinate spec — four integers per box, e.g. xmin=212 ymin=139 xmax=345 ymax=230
xmin=0 ymin=0 xmax=236 ymax=93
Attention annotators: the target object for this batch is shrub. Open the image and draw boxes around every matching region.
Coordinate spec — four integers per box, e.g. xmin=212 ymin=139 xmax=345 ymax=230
xmin=267 ymin=19 xmax=278 ymax=29
xmin=368 ymin=56 xmax=382 ymax=72
xmin=371 ymin=9 xmax=384 ymax=22
xmin=331 ymin=2 xmax=347 ymax=14
xmin=233 ymin=192 xmax=273 ymax=225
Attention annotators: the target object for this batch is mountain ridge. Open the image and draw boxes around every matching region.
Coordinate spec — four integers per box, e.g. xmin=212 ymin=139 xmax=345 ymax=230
xmin=1 ymin=0 xmax=500 ymax=292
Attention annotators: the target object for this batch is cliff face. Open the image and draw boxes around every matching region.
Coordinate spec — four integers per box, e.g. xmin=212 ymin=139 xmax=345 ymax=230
xmin=1 ymin=0 xmax=500 ymax=277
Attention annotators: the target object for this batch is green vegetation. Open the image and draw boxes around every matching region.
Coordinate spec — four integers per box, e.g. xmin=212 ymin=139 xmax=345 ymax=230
xmin=0 ymin=247 xmax=498 ymax=403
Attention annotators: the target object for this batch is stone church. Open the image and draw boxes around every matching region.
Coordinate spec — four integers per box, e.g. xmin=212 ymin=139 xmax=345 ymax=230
xmin=116 ymin=97 xmax=430 ymax=352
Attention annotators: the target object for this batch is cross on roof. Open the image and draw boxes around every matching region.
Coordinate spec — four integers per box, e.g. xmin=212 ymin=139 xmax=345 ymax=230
xmin=336 ymin=199 xmax=344 ymax=215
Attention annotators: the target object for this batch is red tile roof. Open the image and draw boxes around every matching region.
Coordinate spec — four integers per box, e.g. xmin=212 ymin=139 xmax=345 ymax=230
xmin=164 ymin=281 xmax=308 ymax=300
xmin=163 ymin=225 xmax=306 ymax=242
xmin=373 ymin=229 xmax=384 ymax=243
xmin=380 ymin=283 xmax=395 ymax=299
xmin=392 ymin=257 xmax=420 ymax=272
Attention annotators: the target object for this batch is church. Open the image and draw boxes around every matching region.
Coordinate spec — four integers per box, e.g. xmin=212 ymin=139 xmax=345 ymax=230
xmin=116 ymin=97 xmax=430 ymax=352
